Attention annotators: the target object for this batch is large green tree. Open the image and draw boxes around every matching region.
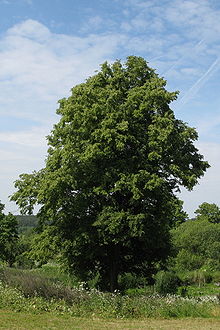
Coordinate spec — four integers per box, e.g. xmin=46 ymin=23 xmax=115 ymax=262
xmin=11 ymin=56 xmax=209 ymax=291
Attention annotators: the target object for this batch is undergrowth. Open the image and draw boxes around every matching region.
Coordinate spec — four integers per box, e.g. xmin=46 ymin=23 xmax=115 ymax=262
xmin=0 ymin=266 xmax=219 ymax=319
xmin=0 ymin=282 xmax=219 ymax=319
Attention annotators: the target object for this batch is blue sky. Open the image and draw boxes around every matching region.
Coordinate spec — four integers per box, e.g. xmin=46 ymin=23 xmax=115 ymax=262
xmin=0 ymin=0 xmax=220 ymax=216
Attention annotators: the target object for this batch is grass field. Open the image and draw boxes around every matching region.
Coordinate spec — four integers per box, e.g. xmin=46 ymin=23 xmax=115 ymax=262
xmin=1 ymin=266 xmax=220 ymax=328
xmin=0 ymin=310 xmax=220 ymax=329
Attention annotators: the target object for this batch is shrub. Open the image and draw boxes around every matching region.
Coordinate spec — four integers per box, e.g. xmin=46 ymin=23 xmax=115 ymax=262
xmin=154 ymin=271 xmax=181 ymax=295
xmin=212 ymin=271 xmax=220 ymax=283
xmin=0 ymin=267 xmax=84 ymax=304
xmin=178 ymin=270 xmax=213 ymax=286
xmin=174 ymin=250 xmax=204 ymax=272
xmin=170 ymin=215 xmax=220 ymax=273
xmin=118 ymin=273 xmax=147 ymax=291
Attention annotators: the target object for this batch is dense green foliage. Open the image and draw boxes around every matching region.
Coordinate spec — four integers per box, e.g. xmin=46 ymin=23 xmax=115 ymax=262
xmin=11 ymin=56 xmax=209 ymax=291
xmin=194 ymin=202 xmax=220 ymax=223
xmin=26 ymin=226 xmax=60 ymax=266
xmin=0 ymin=202 xmax=19 ymax=266
xmin=154 ymin=270 xmax=181 ymax=295
xmin=170 ymin=203 xmax=220 ymax=273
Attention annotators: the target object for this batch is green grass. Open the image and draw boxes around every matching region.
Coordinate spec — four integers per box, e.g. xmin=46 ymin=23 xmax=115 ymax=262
xmin=0 ymin=266 xmax=220 ymax=321
xmin=0 ymin=281 xmax=219 ymax=319
xmin=0 ymin=310 xmax=220 ymax=329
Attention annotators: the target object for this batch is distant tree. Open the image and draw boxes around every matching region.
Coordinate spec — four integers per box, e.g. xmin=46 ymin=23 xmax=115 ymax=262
xmin=11 ymin=56 xmax=209 ymax=291
xmin=16 ymin=215 xmax=38 ymax=234
xmin=171 ymin=204 xmax=220 ymax=271
xmin=194 ymin=202 xmax=220 ymax=223
xmin=0 ymin=202 xmax=19 ymax=266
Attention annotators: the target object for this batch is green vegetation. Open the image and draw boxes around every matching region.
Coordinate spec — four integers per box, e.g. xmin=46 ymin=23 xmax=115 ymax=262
xmin=16 ymin=215 xmax=38 ymax=234
xmin=0 ymin=266 xmax=219 ymax=319
xmin=11 ymin=56 xmax=209 ymax=291
xmin=169 ymin=203 xmax=220 ymax=279
xmin=154 ymin=270 xmax=181 ymax=295
xmin=0 ymin=264 xmax=219 ymax=322
xmin=0 ymin=57 xmax=219 ymax=327
xmin=0 ymin=203 xmax=19 ymax=267
xmin=1 ymin=311 xmax=220 ymax=330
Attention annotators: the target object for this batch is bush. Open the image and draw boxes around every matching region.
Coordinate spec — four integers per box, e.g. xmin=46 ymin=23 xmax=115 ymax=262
xmin=0 ymin=267 xmax=82 ymax=303
xmin=212 ymin=271 xmax=220 ymax=283
xmin=178 ymin=270 xmax=213 ymax=286
xmin=33 ymin=263 xmax=78 ymax=288
xmin=118 ymin=273 xmax=147 ymax=291
xmin=173 ymin=250 xmax=204 ymax=272
xmin=179 ymin=283 xmax=220 ymax=297
xmin=170 ymin=215 xmax=220 ymax=273
xmin=154 ymin=271 xmax=181 ymax=295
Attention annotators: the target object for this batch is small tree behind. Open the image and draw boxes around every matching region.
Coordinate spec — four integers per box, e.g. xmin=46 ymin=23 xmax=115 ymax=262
xmin=171 ymin=203 xmax=220 ymax=272
xmin=0 ymin=202 xmax=19 ymax=266
xmin=195 ymin=202 xmax=220 ymax=223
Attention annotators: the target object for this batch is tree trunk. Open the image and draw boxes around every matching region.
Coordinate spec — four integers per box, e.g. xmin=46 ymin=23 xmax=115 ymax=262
xmin=109 ymin=245 xmax=119 ymax=292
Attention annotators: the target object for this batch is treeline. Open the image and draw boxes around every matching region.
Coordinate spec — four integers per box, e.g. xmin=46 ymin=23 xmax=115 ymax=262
xmin=16 ymin=215 xmax=38 ymax=233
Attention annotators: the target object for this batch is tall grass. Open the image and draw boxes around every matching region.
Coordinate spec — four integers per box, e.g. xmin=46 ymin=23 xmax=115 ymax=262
xmin=0 ymin=282 xmax=219 ymax=318
xmin=0 ymin=267 xmax=82 ymax=303
xmin=0 ymin=266 xmax=219 ymax=319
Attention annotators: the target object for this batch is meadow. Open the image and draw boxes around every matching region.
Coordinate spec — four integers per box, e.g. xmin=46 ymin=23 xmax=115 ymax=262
xmin=0 ymin=264 xmax=220 ymax=329
xmin=1 ymin=210 xmax=220 ymax=328
xmin=1 ymin=310 xmax=220 ymax=329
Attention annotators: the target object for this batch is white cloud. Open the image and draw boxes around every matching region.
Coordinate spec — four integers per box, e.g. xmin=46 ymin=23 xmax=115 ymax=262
xmin=7 ymin=19 xmax=51 ymax=41
xmin=176 ymin=57 xmax=220 ymax=107
xmin=80 ymin=15 xmax=104 ymax=33
xmin=120 ymin=21 xmax=132 ymax=32
xmin=131 ymin=16 xmax=149 ymax=30
xmin=180 ymin=67 xmax=200 ymax=77
xmin=0 ymin=127 xmax=48 ymax=147
xmin=24 ymin=0 xmax=32 ymax=4
xmin=0 ymin=0 xmax=32 ymax=4
xmin=161 ymin=0 xmax=220 ymax=44
xmin=0 ymin=19 xmax=125 ymax=123
xmin=0 ymin=19 xmax=126 ymax=212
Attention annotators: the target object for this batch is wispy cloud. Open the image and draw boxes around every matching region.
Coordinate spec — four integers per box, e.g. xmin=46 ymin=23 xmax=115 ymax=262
xmin=0 ymin=0 xmax=32 ymax=4
xmin=80 ymin=15 xmax=104 ymax=33
xmin=176 ymin=57 xmax=220 ymax=107
xmin=162 ymin=39 xmax=205 ymax=77
xmin=0 ymin=19 xmax=125 ymax=123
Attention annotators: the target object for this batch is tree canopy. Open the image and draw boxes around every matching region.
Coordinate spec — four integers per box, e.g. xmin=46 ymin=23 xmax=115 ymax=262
xmin=194 ymin=202 xmax=220 ymax=223
xmin=11 ymin=56 xmax=209 ymax=291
